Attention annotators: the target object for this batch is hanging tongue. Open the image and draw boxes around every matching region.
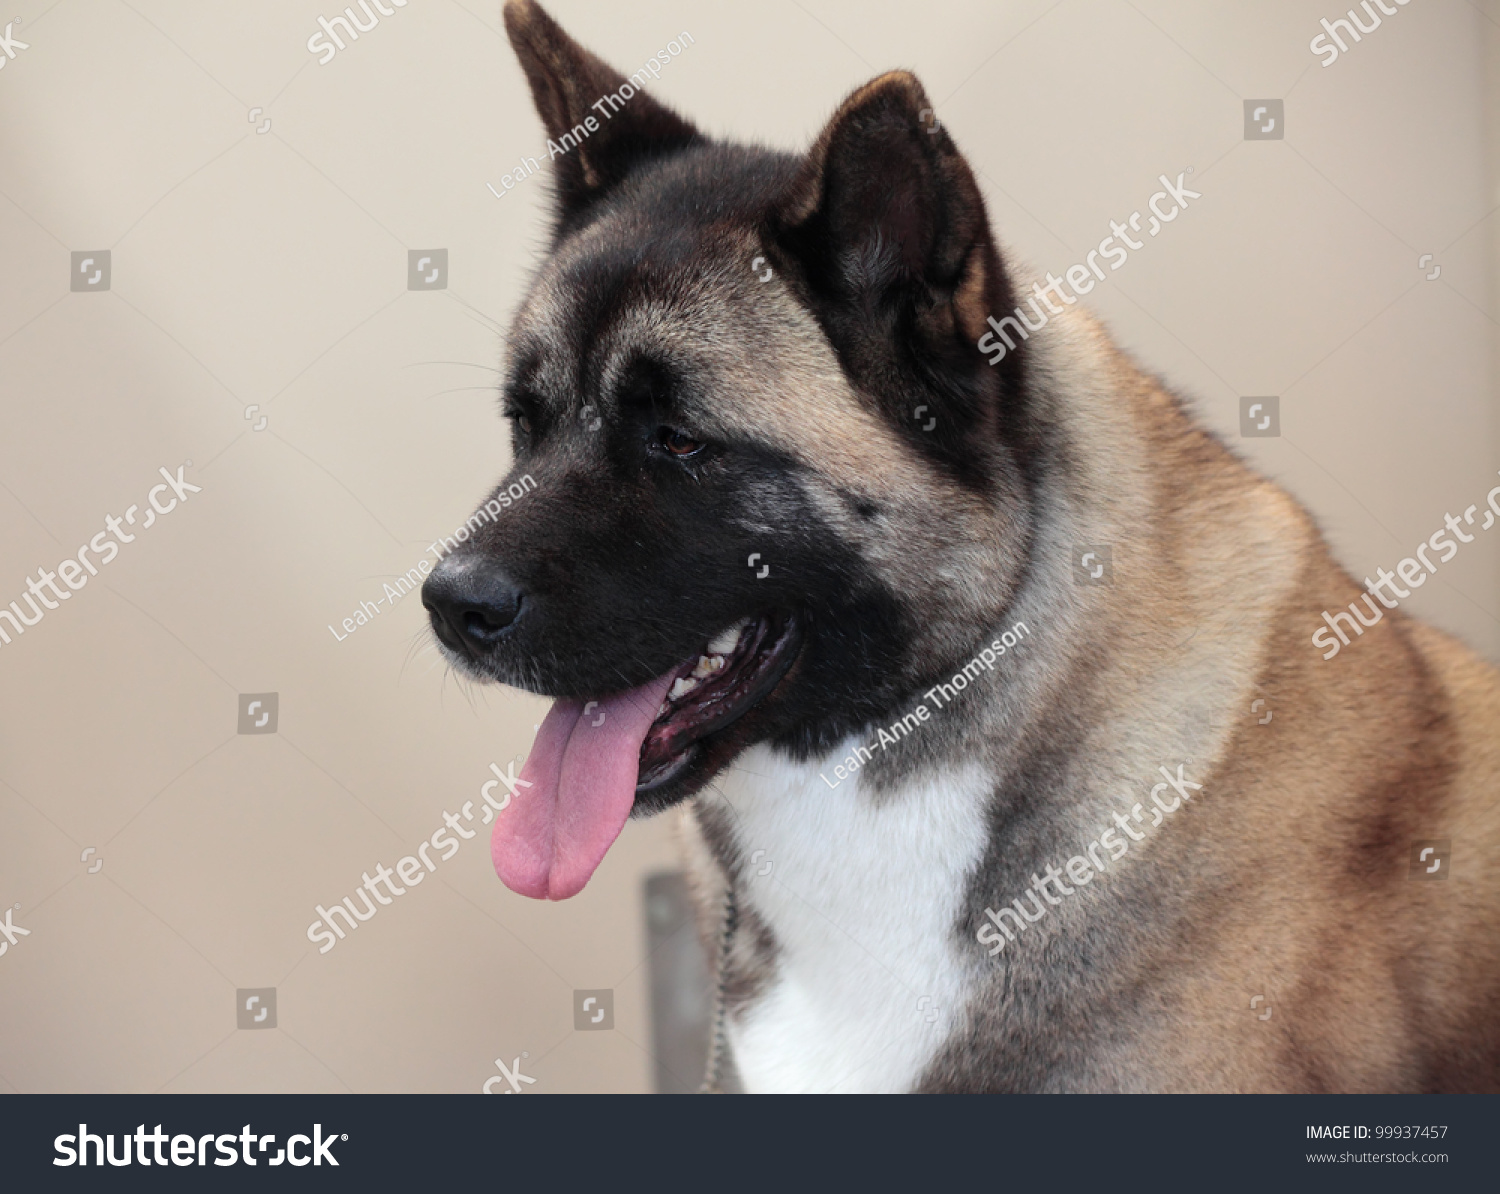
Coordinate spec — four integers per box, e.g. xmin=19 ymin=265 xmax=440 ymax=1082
xmin=492 ymin=670 xmax=678 ymax=900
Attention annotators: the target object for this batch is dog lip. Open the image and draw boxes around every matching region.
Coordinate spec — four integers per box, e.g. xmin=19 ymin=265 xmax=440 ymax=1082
xmin=635 ymin=742 xmax=699 ymax=792
xmin=634 ymin=612 xmax=800 ymax=789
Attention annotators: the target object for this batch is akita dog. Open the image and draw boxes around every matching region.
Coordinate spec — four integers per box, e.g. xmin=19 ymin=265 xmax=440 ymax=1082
xmin=422 ymin=0 xmax=1500 ymax=1092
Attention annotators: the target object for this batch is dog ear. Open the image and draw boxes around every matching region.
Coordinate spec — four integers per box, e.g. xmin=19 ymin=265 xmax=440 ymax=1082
xmin=774 ymin=72 xmax=1021 ymax=466
xmin=776 ymin=71 xmax=1001 ymax=351
xmin=503 ymin=0 xmax=703 ymax=223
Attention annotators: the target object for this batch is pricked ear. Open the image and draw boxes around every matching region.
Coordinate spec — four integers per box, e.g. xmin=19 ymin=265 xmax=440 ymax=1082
xmin=777 ymin=71 xmax=997 ymax=346
xmin=503 ymin=0 xmax=703 ymax=224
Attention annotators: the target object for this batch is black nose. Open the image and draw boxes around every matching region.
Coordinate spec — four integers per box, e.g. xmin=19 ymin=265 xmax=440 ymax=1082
xmin=421 ymin=556 xmax=524 ymax=654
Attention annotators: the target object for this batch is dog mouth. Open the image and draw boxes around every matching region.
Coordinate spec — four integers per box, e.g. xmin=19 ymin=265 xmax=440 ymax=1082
xmin=490 ymin=613 xmax=799 ymax=901
xmin=637 ymin=614 xmax=799 ymax=789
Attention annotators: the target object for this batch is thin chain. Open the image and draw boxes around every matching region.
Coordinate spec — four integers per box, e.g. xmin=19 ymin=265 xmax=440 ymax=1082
xmin=699 ymin=883 xmax=738 ymax=1094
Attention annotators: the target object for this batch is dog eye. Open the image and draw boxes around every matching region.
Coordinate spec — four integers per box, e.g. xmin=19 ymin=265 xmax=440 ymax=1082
xmin=517 ymin=414 xmax=532 ymax=433
xmin=658 ymin=427 xmax=705 ymax=458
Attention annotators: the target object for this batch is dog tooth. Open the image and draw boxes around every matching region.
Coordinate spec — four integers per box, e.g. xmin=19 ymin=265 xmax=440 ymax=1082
xmin=692 ymin=654 xmax=725 ymax=678
xmin=705 ymin=630 xmax=737 ymax=655
xmin=669 ymin=676 xmax=701 ymax=701
xmin=707 ymin=619 xmax=749 ymax=655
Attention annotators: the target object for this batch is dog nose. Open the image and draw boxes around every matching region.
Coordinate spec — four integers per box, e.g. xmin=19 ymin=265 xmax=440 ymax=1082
xmin=421 ymin=557 xmax=524 ymax=652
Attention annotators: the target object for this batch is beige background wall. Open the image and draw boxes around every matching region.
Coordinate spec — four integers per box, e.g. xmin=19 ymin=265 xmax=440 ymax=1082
xmin=1 ymin=0 xmax=1496 ymax=1093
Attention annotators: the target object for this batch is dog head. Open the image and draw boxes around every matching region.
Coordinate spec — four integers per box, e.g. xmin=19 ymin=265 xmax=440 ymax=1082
xmin=422 ymin=0 xmax=1034 ymax=898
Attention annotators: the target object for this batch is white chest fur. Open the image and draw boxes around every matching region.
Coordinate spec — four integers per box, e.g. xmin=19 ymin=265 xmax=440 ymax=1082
xmin=706 ymin=741 xmax=992 ymax=1093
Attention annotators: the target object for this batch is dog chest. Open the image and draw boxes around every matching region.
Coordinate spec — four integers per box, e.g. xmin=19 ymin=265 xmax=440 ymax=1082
xmin=707 ymin=743 xmax=992 ymax=1093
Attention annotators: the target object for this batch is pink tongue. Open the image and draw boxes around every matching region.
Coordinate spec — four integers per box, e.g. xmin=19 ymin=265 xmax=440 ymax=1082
xmin=492 ymin=670 xmax=678 ymax=900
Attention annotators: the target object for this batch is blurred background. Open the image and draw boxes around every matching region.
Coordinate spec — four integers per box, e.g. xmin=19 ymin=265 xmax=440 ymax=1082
xmin=1 ymin=0 xmax=1496 ymax=1093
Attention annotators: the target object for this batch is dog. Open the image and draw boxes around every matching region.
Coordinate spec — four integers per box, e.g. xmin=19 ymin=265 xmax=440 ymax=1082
xmin=421 ymin=0 xmax=1500 ymax=1092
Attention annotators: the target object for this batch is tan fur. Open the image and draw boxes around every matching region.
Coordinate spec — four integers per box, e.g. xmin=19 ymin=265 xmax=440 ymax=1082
xmin=1025 ymin=300 xmax=1500 ymax=1091
xmin=682 ymin=275 xmax=1500 ymax=1090
xmin=501 ymin=0 xmax=1500 ymax=1091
